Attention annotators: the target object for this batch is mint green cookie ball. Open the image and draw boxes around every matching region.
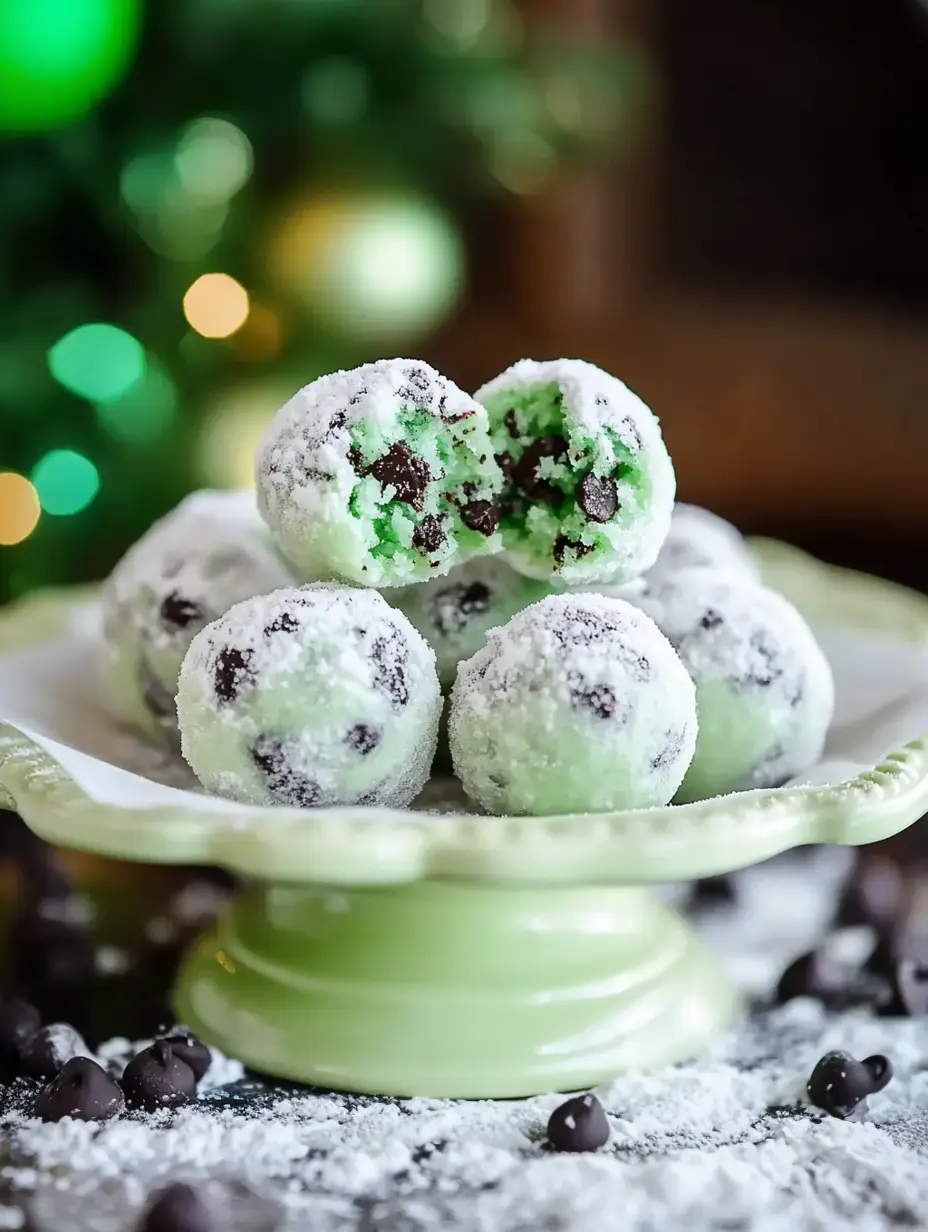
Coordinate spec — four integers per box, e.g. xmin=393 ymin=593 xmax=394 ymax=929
xmin=101 ymin=490 xmax=292 ymax=745
xmin=474 ymin=358 xmax=675 ymax=585
xmin=634 ymin=568 xmax=835 ymax=802
xmin=391 ymin=557 xmax=554 ymax=690
xmin=255 ymin=359 xmax=504 ymax=588
xmin=449 ymin=593 xmax=697 ymax=816
xmin=177 ymin=585 xmax=441 ymax=808
xmin=647 ymin=503 xmax=760 ymax=586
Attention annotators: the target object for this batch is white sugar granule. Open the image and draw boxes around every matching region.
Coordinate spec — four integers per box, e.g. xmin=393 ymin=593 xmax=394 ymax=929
xmin=5 ymin=854 xmax=928 ymax=1231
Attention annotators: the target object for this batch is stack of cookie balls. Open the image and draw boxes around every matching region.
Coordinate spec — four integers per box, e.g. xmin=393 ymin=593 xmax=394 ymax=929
xmin=98 ymin=355 xmax=835 ymax=816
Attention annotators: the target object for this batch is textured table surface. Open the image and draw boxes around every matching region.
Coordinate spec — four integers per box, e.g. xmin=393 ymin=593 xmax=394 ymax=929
xmin=2 ymin=848 xmax=927 ymax=1232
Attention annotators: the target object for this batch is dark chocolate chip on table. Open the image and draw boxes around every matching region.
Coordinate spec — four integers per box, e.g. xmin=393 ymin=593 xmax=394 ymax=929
xmin=121 ymin=1040 xmax=198 ymax=1112
xmin=806 ymin=1050 xmax=893 ymax=1120
xmin=775 ymin=949 xmax=850 ymax=1008
xmin=19 ymin=1023 xmax=88 ymax=1080
xmin=140 ymin=1183 xmax=213 ymax=1232
xmin=691 ymin=876 xmax=737 ymax=908
xmin=158 ymin=1031 xmax=212 ymax=1083
xmin=878 ymin=956 xmax=928 ymax=1017
xmin=546 ymin=1092 xmax=610 ymax=1152
xmin=32 ymin=1056 xmax=125 ymax=1123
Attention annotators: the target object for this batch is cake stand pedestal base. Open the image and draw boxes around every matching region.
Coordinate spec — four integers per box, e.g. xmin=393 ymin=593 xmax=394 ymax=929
xmin=174 ymin=879 xmax=736 ymax=1099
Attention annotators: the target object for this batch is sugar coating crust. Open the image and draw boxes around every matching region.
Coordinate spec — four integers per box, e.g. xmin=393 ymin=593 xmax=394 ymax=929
xmin=101 ymin=490 xmax=292 ymax=744
xmin=474 ymin=358 xmax=675 ymax=585
xmin=647 ymin=503 xmax=760 ymax=585
xmin=390 ymin=557 xmax=554 ymax=690
xmin=176 ymin=584 xmax=442 ymax=808
xmin=449 ymin=592 xmax=697 ymax=816
xmin=633 ymin=567 xmax=835 ymax=801
xmin=255 ymin=359 xmax=504 ymax=589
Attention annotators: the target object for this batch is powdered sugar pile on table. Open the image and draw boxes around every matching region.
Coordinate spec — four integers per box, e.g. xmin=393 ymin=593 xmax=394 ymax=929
xmin=3 ymin=849 xmax=928 ymax=1232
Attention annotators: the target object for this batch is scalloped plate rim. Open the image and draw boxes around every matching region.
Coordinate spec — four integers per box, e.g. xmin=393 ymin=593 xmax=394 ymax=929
xmin=1 ymin=539 xmax=928 ymax=885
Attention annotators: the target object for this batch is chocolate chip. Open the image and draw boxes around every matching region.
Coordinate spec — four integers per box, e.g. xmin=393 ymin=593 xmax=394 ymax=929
xmin=459 ymin=500 xmax=502 ymax=537
xmin=570 ymin=682 xmax=619 ymax=720
xmin=32 ymin=1056 xmax=125 ymax=1123
xmin=0 ymin=999 xmax=41 ymax=1079
xmin=140 ymin=1183 xmax=213 ymax=1232
xmin=546 ymin=1093 xmax=610 ymax=1152
xmin=158 ymin=1032 xmax=211 ymax=1082
xmin=700 ymin=609 xmax=724 ymax=631
xmin=399 ymin=366 xmax=431 ymax=403
xmin=553 ymin=535 xmax=594 ymax=566
xmin=412 ymin=515 xmax=445 ymax=554
xmin=504 ymin=408 xmax=520 ymax=439
xmin=368 ymin=441 xmax=431 ymax=510
xmin=348 ymin=388 xmax=367 ymax=407
xmin=692 ymin=876 xmax=737 ymax=908
xmin=649 ymin=724 xmax=684 ymax=770
xmin=329 ymin=409 xmax=348 ymax=431
xmin=494 ymin=451 xmax=514 ymax=480
xmin=577 ymin=473 xmax=618 ymax=523
xmin=512 ymin=435 xmax=568 ymax=506
xmin=250 ymin=737 xmax=319 ymax=808
xmin=121 ymin=1040 xmax=197 ymax=1112
xmin=806 ymin=1050 xmax=892 ymax=1120
xmin=881 ymin=957 xmax=928 ymax=1016
xmin=370 ymin=633 xmax=409 ymax=707
xmin=347 ymin=445 xmax=366 ymax=475
xmin=213 ymin=647 xmax=255 ymax=703
xmin=775 ymin=949 xmax=849 ymax=1008
xmin=346 ymin=725 xmax=381 ymax=756
xmin=263 ymin=611 xmax=300 ymax=636
xmin=19 ymin=1024 xmax=88 ymax=1081
xmin=159 ymin=592 xmax=204 ymax=632
xmin=746 ymin=629 xmax=784 ymax=689
xmin=431 ymin=581 xmax=492 ymax=637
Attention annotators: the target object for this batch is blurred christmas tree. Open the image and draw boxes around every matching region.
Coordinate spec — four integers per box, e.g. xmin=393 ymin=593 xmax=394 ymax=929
xmin=0 ymin=0 xmax=640 ymax=602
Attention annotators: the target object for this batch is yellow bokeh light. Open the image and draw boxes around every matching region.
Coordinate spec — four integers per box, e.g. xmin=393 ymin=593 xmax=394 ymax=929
xmin=0 ymin=472 xmax=41 ymax=546
xmin=183 ymin=273 xmax=250 ymax=339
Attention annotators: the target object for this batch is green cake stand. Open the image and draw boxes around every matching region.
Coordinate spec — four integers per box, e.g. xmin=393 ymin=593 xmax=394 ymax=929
xmin=1 ymin=540 xmax=928 ymax=1098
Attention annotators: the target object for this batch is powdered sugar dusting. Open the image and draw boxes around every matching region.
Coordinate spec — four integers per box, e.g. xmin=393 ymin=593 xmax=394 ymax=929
xmin=177 ymin=585 xmax=441 ymax=808
xmin=450 ymin=593 xmax=697 ymax=814
xmin=100 ymin=489 xmax=292 ymax=742
xmin=6 ymin=856 xmax=928 ymax=1231
xmin=255 ymin=359 xmax=501 ymax=587
xmin=474 ymin=357 xmax=675 ymax=585
xmin=634 ymin=568 xmax=836 ymax=796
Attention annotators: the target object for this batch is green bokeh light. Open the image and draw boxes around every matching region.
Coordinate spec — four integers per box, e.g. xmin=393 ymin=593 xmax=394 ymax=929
xmin=95 ymin=356 xmax=178 ymax=443
xmin=31 ymin=450 xmax=101 ymax=516
xmin=0 ymin=0 xmax=142 ymax=132
xmin=48 ymin=322 xmax=146 ymax=403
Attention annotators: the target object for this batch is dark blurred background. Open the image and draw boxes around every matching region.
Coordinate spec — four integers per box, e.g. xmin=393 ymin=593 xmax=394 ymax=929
xmin=1 ymin=0 xmax=927 ymax=604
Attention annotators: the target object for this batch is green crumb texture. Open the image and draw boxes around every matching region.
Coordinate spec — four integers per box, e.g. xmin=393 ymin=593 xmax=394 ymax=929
xmin=346 ymin=401 xmax=503 ymax=585
xmin=483 ymin=381 xmax=642 ymax=576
